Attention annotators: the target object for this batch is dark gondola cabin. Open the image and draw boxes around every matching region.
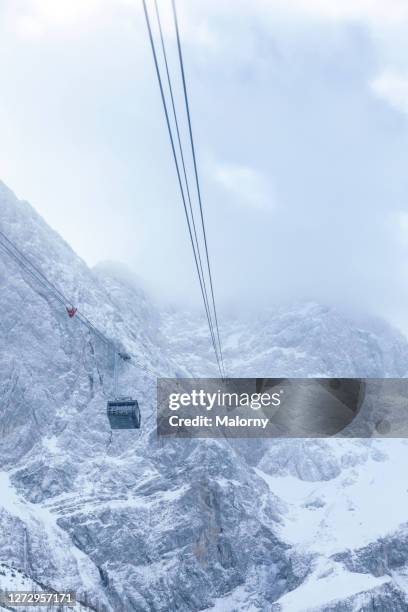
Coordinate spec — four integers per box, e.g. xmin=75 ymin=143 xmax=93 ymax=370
xmin=107 ymin=399 xmax=141 ymax=429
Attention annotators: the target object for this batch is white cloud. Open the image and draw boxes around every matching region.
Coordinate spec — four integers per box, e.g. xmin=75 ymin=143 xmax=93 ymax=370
xmin=16 ymin=14 xmax=44 ymax=38
xmin=12 ymin=0 xmax=408 ymax=42
xmin=178 ymin=0 xmax=408 ymax=41
xmin=371 ymin=72 xmax=408 ymax=114
xmin=214 ymin=163 xmax=274 ymax=212
xmin=266 ymin=0 xmax=408 ymax=26
xmin=19 ymin=0 xmax=101 ymax=27
xmin=392 ymin=211 xmax=408 ymax=247
xmin=13 ymin=0 xmax=134 ymax=38
xmin=142 ymin=0 xmax=408 ymax=117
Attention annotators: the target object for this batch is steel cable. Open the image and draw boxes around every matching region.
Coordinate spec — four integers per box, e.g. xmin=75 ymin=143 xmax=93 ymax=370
xmin=142 ymin=0 xmax=223 ymax=378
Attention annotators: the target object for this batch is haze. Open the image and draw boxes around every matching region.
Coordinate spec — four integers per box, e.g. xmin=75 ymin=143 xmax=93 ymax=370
xmin=1 ymin=0 xmax=408 ymax=333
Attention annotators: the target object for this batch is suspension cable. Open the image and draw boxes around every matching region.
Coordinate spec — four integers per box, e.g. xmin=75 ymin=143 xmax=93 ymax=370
xmin=152 ymin=0 xmax=215 ymax=352
xmin=142 ymin=0 xmax=223 ymax=378
xmin=0 ymin=231 xmax=68 ymax=306
xmin=0 ymin=230 xmax=160 ymax=378
xmin=171 ymin=0 xmax=226 ymax=379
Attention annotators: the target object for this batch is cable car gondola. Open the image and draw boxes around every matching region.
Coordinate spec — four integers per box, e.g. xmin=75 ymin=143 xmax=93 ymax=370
xmin=107 ymin=398 xmax=141 ymax=429
xmin=107 ymin=351 xmax=141 ymax=430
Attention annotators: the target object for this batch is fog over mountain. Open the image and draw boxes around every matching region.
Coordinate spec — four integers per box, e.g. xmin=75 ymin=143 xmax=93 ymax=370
xmin=2 ymin=180 xmax=408 ymax=611
xmin=4 ymin=0 xmax=408 ymax=333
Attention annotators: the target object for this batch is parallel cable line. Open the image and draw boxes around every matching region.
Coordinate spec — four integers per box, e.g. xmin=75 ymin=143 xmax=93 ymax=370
xmin=152 ymin=0 xmax=215 ymax=351
xmin=0 ymin=231 xmax=122 ymax=351
xmin=171 ymin=0 xmax=226 ymax=379
xmin=0 ymin=243 xmax=67 ymax=313
xmin=0 ymin=231 xmax=159 ymax=378
xmin=0 ymin=230 xmax=69 ymax=307
xmin=142 ymin=0 xmax=223 ymax=378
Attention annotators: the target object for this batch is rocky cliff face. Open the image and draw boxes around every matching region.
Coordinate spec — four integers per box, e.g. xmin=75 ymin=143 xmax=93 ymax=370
xmin=1 ymin=180 xmax=408 ymax=611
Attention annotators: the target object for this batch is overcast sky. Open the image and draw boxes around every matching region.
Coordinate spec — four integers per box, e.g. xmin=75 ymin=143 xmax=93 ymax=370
xmin=2 ymin=0 xmax=408 ymax=332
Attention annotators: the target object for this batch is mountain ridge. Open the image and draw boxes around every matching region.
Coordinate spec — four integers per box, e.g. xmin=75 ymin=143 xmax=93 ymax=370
xmin=1 ymin=181 xmax=408 ymax=611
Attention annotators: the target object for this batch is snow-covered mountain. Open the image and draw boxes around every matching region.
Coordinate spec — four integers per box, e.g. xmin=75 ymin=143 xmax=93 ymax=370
xmin=1 ymin=180 xmax=408 ymax=611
